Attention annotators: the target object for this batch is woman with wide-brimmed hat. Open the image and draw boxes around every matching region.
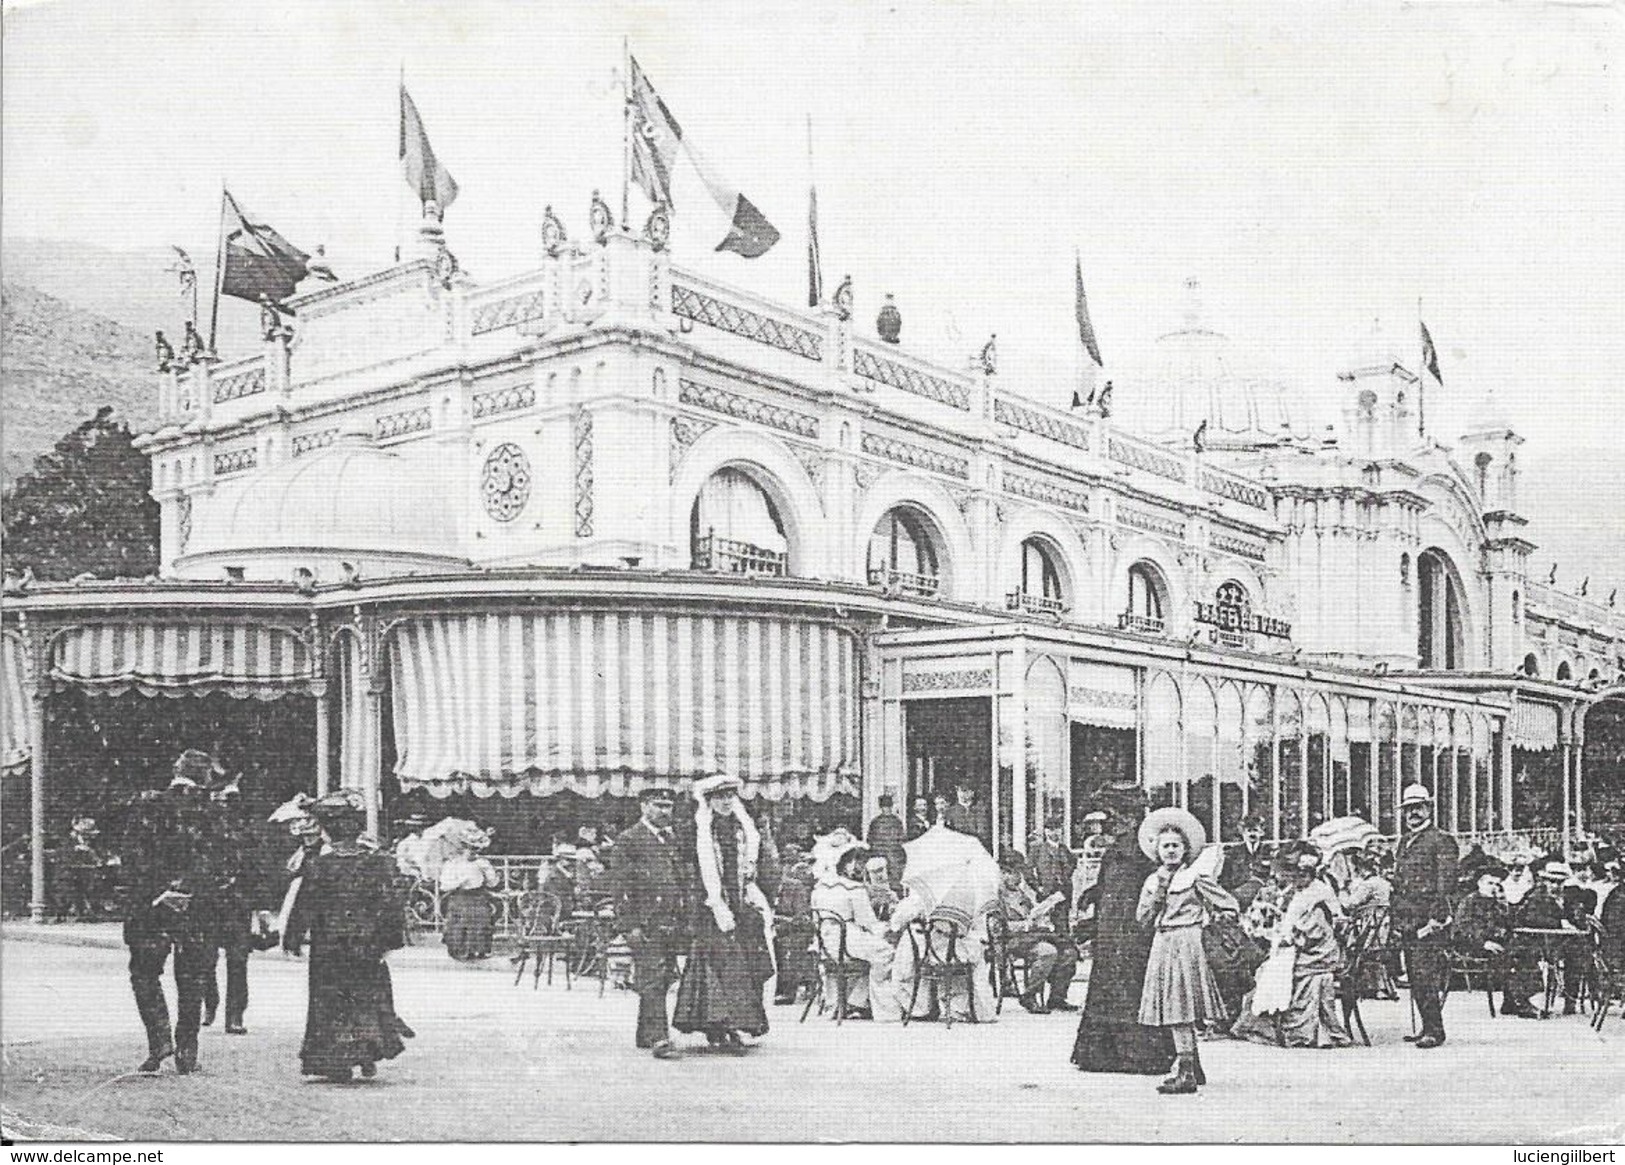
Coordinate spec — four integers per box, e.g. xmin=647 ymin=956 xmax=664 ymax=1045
xmin=672 ymin=774 xmax=775 ymax=1050
xmin=1134 ymin=805 xmax=1239 ymax=1095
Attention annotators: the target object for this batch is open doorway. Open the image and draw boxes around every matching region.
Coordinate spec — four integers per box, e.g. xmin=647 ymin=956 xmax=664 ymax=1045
xmin=905 ymin=697 xmax=992 ymax=848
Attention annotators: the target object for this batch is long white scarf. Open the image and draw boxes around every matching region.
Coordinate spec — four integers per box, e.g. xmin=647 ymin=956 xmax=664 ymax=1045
xmin=694 ymin=794 xmax=760 ymax=908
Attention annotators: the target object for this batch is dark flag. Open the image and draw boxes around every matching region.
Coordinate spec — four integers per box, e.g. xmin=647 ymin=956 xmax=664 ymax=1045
xmin=627 ymin=55 xmax=779 ymax=259
xmin=808 ymin=183 xmax=823 ymax=306
xmin=1420 ymin=319 xmax=1442 ymax=383
xmin=1076 ymin=254 xmax=1103 ymax=367
xmin=400 ymin=85 xmax=459 ymax=210
xmin=219 ymin=190 xmax=314 ymax=305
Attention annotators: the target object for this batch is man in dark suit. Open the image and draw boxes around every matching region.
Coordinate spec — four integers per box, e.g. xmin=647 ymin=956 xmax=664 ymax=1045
xmin=865 ymin=791 xmax=908 ymax=888
xmin=1392 ymin=783 xmax=1458 ymax=1048
xmin=944 ymin=783 xmax=991 ymax=848
xmin=613 ymin=786 xmax=690 ymax=1059
xmin=1220 ymin=815 xmax=1274 ymax=892
xmin=119 ymin=750 xmax=227 ymax=1074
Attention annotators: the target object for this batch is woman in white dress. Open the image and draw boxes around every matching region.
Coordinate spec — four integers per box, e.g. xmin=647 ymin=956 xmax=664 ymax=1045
xmin=809 ymin=843 xmax=901 ymax=1020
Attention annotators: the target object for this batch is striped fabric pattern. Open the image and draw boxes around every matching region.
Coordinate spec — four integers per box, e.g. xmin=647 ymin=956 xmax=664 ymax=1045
xmin=2 ymin=633 xmax=31 ymax=771
xmin=338 ymin=633 xmax=377 ymax=792
xmin=388 ymin=611 xmax=860 ymax=801
xmin=50 ymin=621 xmax=315 ymax=698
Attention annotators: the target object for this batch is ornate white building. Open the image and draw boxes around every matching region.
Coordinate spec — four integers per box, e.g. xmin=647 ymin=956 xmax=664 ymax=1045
xmin=5 ymin=204 xmax=1622 ymax=916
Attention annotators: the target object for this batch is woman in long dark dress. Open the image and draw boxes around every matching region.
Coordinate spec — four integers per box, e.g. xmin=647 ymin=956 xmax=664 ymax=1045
xmin=673 ymin=774 xmax=774 ymax=1049
xmin=283 ymin=792 xmax=411 ymax=1083
xmin=1071 ymin=784 xmax=1177 ymax=1075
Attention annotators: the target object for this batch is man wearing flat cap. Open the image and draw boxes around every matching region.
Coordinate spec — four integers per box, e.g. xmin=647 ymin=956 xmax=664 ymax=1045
xmin=1392 ymin=783 xmax=1458 ymax=1047
xmin=614 ymin=786 xmax=690 ymax=1059
xmin=1220 ymin=815 xmax=1274 ymax=892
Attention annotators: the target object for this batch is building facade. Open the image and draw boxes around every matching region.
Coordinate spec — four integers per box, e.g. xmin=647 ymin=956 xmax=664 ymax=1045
xmin=4 ymin=207 xmax=1622 ymax=916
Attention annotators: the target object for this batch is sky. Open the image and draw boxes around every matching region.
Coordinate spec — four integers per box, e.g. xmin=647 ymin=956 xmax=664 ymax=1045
xmin=4 ymin=0 xmax=1623 ymax=579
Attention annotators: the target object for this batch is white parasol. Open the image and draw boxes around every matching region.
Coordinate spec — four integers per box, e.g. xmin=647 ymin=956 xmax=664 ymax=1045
xmin=1308 ymin=815 xmax=1381 ymax=856
xmin=899 ymin=823 xmax=1001 ymax=928
xmin=404 ymin=817 xmax=490 ymax=882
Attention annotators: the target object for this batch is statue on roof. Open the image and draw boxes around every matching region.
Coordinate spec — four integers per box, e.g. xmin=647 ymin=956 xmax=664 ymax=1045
xmin=979 ymin=334 xmax=998 ymax=377
xmin=181 ymin=320 xmax=206 ymax=363
xmin=542 ymin=205 xmax=567 ymax=258
xmin=590 ymin=189 xmax=614 ymax=244
xmin=832 ymin=275 xmax=853 ymax=321
xmin=155 ymin=330 xmax=175 ymax=373
xmin=1097 ymin=380 xmax=1113 ymax=418
xmin=1193 ymin=418 xmax=1208 ymax=453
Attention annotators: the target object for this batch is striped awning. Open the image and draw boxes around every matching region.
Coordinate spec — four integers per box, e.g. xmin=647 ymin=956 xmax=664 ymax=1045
xmin=1510 ymin=700 xmax=1560 ymax=752
xmin=2 ymin=633 xmax=32 ymax=772
xmin=388 ymin=611 xmax=861 ymax=800
xmin=51 ymin=621 xmax=316 ymax=698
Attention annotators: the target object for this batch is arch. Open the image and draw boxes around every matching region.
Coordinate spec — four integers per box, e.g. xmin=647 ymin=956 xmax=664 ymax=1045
xmin=1125 ymin=559 xmax=1173 ymax=632
xmin=1522 ymin=652 xmax=1540 ymax=678
xmin=851 ymin=472 xmax=976 ymax=602
xmin=1417 ymin=546 xmax=1472 ymax=670
xmin=1109 ymin=535 xmax=1187 ymax=632
xmin=690 ymin=468 xmax=790 ymax=576
xmin=998 ymin=506 xmax=1088 ymax=615
xmin=669 ymin=427 xmax=826 ymax=577
xmin=1556 ymin=660 xmax=1573 ymax=683
xmin=1144 ymin=669 xmax=1184 ymax=810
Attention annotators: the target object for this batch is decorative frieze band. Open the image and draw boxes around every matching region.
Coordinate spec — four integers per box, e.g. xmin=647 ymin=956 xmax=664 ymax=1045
xmin=993 ymin=397 xmax=1089 ymax=449
xmin=1069 ymin=686 xmax=1137 ymax=711
xmin=213 ymin=447 xmax=258 ymax=477
xmin=291 ymin=428 xmax=339 ymax=457
xmin=1108 ymin=436 xmax=1187 ymax=483
xmin=1118 ymin=505 xmax=1187 ymax=540
xmin=853 ymin=348 xmax=972 ymax=411
xmin=902 ymin=667 xmax=993 ymax=694
xmin=1200 ymin=468 xmax=1270 ymax=511
xmin=1212 ymin=532 xmax=1268 ymax=562
xmin=376 ymin=406 xmax=432 ymax=441
xmin=213 ymin=366 xmax=267 ymax=404
xmin=471 ymin=383 xmax=536 ymax=420
xmin=678 ymin=380 xmax=819 ymax=439
xmin=860 ymin=433 xmax=971 ymax=480
xmin=671 ymin=284 xmax=823 ymax=361
xmin=1005 ymin=472 xmax=1090 ymax=513
xmin=471 ymin=289 xmax=548 ymax=336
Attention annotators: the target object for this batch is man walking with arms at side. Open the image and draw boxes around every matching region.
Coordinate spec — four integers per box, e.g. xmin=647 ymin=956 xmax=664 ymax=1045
xmin=1392 ymin=783 xmax=1458 ymax=1048
xmin=614 ymin=786 xmax=689 ymax=1060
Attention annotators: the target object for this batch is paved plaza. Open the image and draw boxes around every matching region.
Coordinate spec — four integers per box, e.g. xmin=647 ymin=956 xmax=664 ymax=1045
xmin=2 ymin=927 xmax=1621 ymax=1143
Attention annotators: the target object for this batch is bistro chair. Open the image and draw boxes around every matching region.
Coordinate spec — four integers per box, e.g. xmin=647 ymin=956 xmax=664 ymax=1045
xmin=511 ymin=891 xmax=575 ymax=990
xmin=984 ymin=912 xmax=1031 ymax=1015
xmin=903 ymin=916 xmax=980 ymax=1027
xmin=1442 ymin=915 xmax=1500 ymax=1020
xmin=1589 ymin=920 xmax=1622 ymax=1031
xmin=1336 ymin=909 xmax=1388 ymax=1045
xmin=802 ymin=909 xmax=871 ymax=1024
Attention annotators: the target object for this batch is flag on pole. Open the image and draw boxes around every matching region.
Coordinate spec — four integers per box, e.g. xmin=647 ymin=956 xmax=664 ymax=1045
xmin=1075 ymin=254 xmax=1103 ymax=367
xmin=400 ymin=85 xmax=459 ymax=210
xmin=1420 ymin=319 xmax=1442 ymax=383
xmin=627 ymin=56 xmax=780 ymax=259
xmin=218 ymin=190 xmax=315 ymax=305
xmin=808 ymin=182 xmax=823 ymax=307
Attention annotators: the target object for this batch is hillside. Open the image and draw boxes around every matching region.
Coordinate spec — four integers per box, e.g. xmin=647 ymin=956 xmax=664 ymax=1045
xmin=1 ymin=282 xmax=156 ymax=485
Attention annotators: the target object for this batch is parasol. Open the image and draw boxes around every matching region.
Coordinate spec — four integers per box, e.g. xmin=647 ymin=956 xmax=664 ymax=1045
xmin=405 ymin=817 xmax=489 ymax=882
xmin=899 ymin=823 xmax=1000 ymax=928
xmin=1308 ymin=815 xmax=1381 ymax=855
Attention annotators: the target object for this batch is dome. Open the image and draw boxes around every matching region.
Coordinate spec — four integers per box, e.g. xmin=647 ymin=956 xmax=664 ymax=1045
xmin=184 ymin=431 xmax=462 ymax=567
xmin=1116 ymin=280 xmax=1303 ymax=450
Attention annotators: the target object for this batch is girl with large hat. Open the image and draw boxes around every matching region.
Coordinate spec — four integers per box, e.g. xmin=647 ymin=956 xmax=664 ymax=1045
xmin=1134 ymin=805 xmax=1240 ymax=1095
xmin=672 ymin=775 xmax=775 ymax=1050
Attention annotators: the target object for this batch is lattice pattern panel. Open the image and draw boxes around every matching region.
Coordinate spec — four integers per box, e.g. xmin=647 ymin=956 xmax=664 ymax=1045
xmin=1118 ymin=505 xmax=1187 ymax=539
xmin=1005 ymin=472 xmax=1090 ymax=513
xmin=853 ymin=348 xmax=971 ymax=411
xmin=291 ymin=428 xmax=338 ymax=457
xmin=176 ymin=495 xmax=192 ymax=553
xmin=1200 ymin=469 xmax=1270 ymax=510
xmin=902 ymin=668 xmax=993 ymax=693
xmin=993 ymin=397 xmax=1089 ymax=449
xmin=1108 ymin=437 xmax=1187 ymax=482
xmin=471 ymin=289 xmax=548 ymax=335
xmin=670 ymin=284 xmax=823 ymax=361
xmin=377 ymin=407 xmax=432 ymax=440
xmin=213 ymin=366 xmax=267 ymax=404
xmin=574 ymin=409 xmax=594 ymax=538
xmin=213 ymin=447 xmax=258 ymax=477
xmin=860 ymin=433 xmax=970 ymax=479
xmin=472 ymin=383 xmax=537 ymax=419
xmin=678 ymin=380 xmax=819 ymax=438
xmin=1212 ymin=533 xmax=1268 ymax=562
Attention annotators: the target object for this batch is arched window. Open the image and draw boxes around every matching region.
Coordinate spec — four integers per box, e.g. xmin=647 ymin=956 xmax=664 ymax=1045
xmin=1556 ymin=661 xmax=1573 ymax=682
xmin=1417 ymin=548 xmax=1466 ymax=670
xmin=1522 ymin=653 xmax=1540 ymax=678
xmin=867 ymin=507 xmax=941 ymax=597
xmin=1122 ymin=562 xmax=1168 ymax=634
xmin=1008 ymin=537 xmax=1066 ymax=615
xmin=690 ymin=468 xmax=788 ymax=576
xmin=1588 ymin=668 xmax=1601 ymax=686
xmin=1511 ymin=591 xmax=1521 ymax=622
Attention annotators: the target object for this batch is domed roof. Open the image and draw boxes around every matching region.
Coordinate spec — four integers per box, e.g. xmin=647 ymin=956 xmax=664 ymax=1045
xmin=1116 ymin=280 xmax=1303 ymax=450
xmin=186 ymin=431 xmax=461 ymax=561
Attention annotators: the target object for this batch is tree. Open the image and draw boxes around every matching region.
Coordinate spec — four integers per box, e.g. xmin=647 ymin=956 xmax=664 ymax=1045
xmin=2 ymin=407 xmax=159 ymax=580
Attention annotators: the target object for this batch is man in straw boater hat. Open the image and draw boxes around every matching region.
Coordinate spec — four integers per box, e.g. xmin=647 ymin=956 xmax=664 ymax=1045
xmin=1071 ymin=782 xmax=1178 ymax=1076
xmin=1392 ymin=782 xmax=1459 ymax=1047
xmin=613 ymin=784 xmax=691 ymax=1059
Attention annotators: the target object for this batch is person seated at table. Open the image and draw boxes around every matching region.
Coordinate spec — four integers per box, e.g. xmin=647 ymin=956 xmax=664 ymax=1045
xmin=539 ymin=847 xmax=580 ymax=915
xmin=808 ymin=843 xmax=900 ymax=1021
xmin=1231 ymin=844 xmax=1353 ymax=1048
xmin=1512 ymin=860 xmax=1588 ymax=1016
xmin=575 ymin=851 xmax=614 ymax=911
xmin=1452 ymin=866 xmax=1539 ymax=1018
xmin=865 ymin=856 xmax=900 ymax=922
xmin=996 ymin=851 xmax=1079 ymax=1013
xmin=772 ymin=844 xmax=816 ymax=1005
xmin=1339 ymin=849 xmax=1392 ymax=922
xmin=438 ymin=825 xmax=499 ymax=962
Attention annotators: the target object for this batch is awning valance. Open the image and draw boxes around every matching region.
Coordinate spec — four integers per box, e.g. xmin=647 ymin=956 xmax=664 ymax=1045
xmin=389 ymin=611 xmax=860 ymax=800
xmin=3 ymin=633 xmax=32 ymax=772
xmin=1510 ymin=701 xmax=1560 ymax=752
xmin=1068 ymin=661 xmax=1138 ymax=730
xmin=51 ymin=621 xmax=316 ymax=698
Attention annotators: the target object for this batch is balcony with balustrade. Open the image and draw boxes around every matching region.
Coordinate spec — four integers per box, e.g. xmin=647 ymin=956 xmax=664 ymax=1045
xmin=691 ymin=532 xmax=787 ymax=578
xmin=1117 ymin=611 xmax=1166 ymax=636
xmin=1005 ymin=590 xmax=1067 ymax=618
xmin=868 ymin=566 xmax=941 ymax=598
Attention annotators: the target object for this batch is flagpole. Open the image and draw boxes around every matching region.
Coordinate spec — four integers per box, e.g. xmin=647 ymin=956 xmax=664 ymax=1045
xmin=395 ymin=63 xmax=406 ymax=264
xmin=208 ymin=181 xmax=228 ymax=354
xmin=621 ymin=36 xmax=632 ymax=229
xmin=806 ymin=112 xmax=819 ymax=308
xmin=1417 ymin=295 xmax=1425 ymax=438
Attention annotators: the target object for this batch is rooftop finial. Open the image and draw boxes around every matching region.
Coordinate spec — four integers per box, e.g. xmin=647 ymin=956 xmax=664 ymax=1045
xmin=1182 ymin=278 xmax=1202 ymax=329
